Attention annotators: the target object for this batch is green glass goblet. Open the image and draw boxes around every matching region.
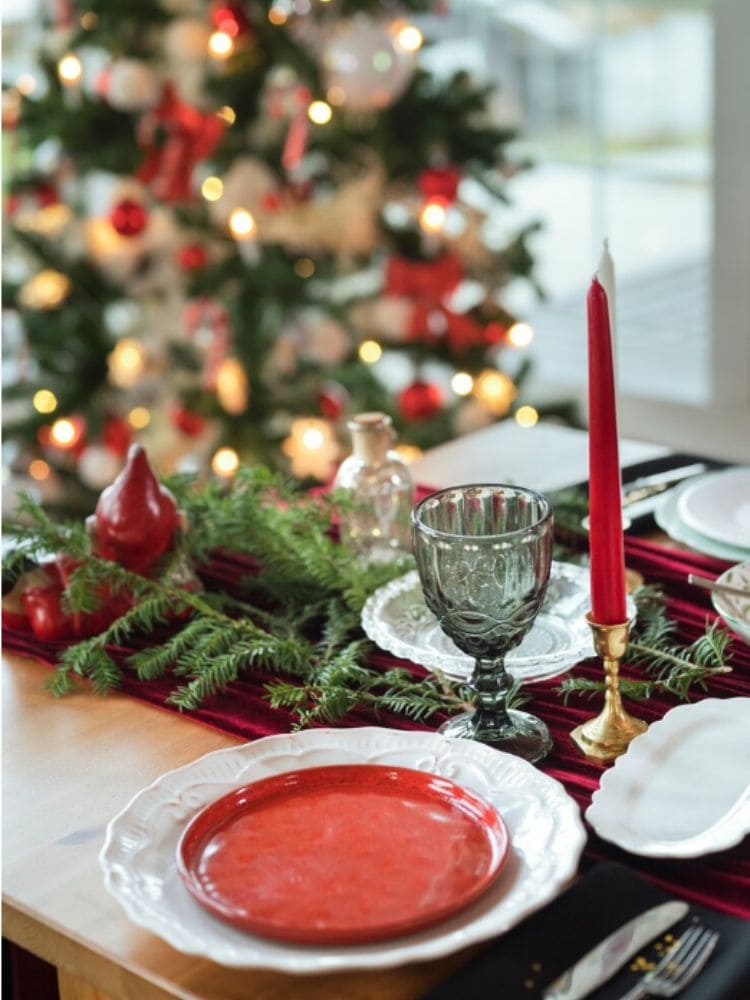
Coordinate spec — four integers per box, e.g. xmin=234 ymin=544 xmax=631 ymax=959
xmin=411 ymin=484 xmax=553 ymax=764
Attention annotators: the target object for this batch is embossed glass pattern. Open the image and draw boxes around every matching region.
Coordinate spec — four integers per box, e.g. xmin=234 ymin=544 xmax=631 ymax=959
xmin=412 ymin=484 xmax=553 ymax=763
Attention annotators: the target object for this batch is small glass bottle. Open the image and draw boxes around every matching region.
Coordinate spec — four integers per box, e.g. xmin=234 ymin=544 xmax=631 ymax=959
xmin=334 ymin=412 xmax=414 ymax=563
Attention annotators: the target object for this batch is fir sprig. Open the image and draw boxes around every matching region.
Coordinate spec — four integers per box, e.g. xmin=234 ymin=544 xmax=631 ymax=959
xmin=4 ymin=474 xmax=734 ymax=729
xmin=559 ymin=585 xmax=733 ymax=702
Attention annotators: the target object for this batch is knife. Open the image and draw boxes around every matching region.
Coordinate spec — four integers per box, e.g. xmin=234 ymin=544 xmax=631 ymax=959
xmin=620 ymin=462 xmax=708 ymax=521
xmin=541 ymin=900 xmax=689 ymax=1000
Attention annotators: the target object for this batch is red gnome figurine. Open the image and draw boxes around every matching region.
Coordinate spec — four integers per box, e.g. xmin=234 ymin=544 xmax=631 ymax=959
xmin=89 ymin=444 xmax=181 ymax=574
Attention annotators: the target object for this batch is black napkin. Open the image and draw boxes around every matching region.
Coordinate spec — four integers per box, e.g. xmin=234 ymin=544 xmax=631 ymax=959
xmin=420 ymin=862 xmax=750 ymax=1000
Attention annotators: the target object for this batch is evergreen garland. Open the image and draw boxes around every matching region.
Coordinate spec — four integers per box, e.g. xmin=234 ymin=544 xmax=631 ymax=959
xmin=2 ymin=473 xmax=734 ymax=727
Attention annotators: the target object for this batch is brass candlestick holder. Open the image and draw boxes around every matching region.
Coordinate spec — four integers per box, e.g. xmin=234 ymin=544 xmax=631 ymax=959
xmin=570 ymin=615 xmax=648 ymax=762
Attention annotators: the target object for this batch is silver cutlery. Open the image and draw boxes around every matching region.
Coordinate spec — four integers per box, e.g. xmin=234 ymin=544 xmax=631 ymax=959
xmin=621 ymin=463 xmax=709 ymax=506
xmin=615 ymin=922 xmax=719 ymax=1000
xmin=687 ymin=573 xmax=750 ymax=602
xmin=620 ymin=463 xmax=709 ymax=522
xmin=542 ymin=900 xmax=689 ymax=1000
xmin=580 ymin=463 xmax=710 ymax=531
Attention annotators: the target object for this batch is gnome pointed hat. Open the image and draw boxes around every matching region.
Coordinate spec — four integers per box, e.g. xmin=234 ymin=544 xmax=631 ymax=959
xmin=93 ymin=444 xmax=180 ymax=573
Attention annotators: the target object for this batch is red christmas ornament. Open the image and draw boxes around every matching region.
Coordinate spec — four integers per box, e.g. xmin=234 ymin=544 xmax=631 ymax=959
xmin=177 ymin=244 xmax=209 ymax=271
xmin=318 ymin=383 xmax=349 ymax=421
xmin=210 ymin=1 xmax=251 ymax=38
xmin=417 ymin=166 xmax=462 ymax=203
xmin=102 ymin=417 xmax=131 ymax=457
xmin=109 ymin=198 xmax=148 ymax=237
xmin=20 ymin=558 xmax=132 ymax=641
xmin=170 ymin=405 xmax=207 ymax=437
xmin=91 ymin=444 xmax=180 ymax=573
xmin=36 ymin=180 xmax=59 ymax=207
xmin=398 ymin=381 xmax=444 ymax=422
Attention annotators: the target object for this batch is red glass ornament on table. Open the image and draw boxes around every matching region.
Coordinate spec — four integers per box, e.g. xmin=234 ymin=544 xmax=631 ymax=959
xmin=88 ymin=444 xmax=180 ymax=574
xmin=9 ymin=446 xmax=187 ymax=641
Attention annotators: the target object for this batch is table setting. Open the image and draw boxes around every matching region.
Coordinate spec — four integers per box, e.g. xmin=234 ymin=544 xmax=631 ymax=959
xmin=3 ymin=248 xmax=750 ymax=1000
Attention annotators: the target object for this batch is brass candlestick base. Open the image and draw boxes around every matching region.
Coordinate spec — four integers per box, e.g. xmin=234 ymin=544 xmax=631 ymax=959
xmin=571 ymin=614 xmax=648 ymax=762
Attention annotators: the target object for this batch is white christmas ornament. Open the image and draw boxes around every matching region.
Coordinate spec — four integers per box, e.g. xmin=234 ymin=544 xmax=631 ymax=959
xmin=163 ymin=18 xmax=212 ymax=60
xmin=349 ymin=295 xmax=413 ymax=343
xmin=322 ymin=17 xmax=415 ymax=111
xmin=106 ymin=59 xmax=160 ymax=111
xmin=300 ymin=312 xmax=350 ymax=365
xmin=77 ymin=446 xmax=124 ymax=490
xmin=104 ymin=300 xmax=142 ymax=337
xmin=162 ymin=18 xmax=211 ymax=103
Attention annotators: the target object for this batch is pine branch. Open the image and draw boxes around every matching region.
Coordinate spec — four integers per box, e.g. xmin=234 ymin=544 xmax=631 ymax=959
xmin=560 ymin=587 xmax=733 ymax=703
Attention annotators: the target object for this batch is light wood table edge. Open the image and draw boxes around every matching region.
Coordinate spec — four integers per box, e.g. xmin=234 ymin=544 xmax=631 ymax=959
xmin=3 ymin=899 xmax=194 ymax=1000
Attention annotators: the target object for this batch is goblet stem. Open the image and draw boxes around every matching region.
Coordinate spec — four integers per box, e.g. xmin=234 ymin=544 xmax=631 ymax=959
xmin=471 ymin=656 xmax=513 ymax=730
xmin=440 ymin=652 xmax=551 ymax=763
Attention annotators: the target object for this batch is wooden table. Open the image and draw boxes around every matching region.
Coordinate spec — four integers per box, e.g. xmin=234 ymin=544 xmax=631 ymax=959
xmin=3 ymin=654 xmax=475 ymax=1000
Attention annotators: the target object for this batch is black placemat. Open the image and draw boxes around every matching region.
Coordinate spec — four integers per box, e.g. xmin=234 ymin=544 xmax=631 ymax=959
xmin=420 ymin=862 xmax=750 ymax=1000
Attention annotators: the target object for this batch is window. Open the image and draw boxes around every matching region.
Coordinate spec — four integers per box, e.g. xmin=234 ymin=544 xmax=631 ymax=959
xmin=424 ymin=0 xmax=749 ymax=460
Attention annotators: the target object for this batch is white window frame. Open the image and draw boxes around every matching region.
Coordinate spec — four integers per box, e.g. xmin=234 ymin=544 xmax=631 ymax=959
xmin=615 ymin=0 xmax=750 ymax=462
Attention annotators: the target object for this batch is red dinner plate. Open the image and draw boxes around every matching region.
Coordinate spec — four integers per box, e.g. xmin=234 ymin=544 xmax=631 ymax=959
xmin=177 ymin=763 xmax=510 ymax=944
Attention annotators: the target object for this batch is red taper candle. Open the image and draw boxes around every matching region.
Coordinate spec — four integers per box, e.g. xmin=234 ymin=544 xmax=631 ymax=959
xmin=587 ymin=276 xmax=627 ymax=624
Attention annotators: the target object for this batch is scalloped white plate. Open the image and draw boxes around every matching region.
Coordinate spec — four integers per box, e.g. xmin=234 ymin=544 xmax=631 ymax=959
xmin=712 ymin=561 xmax=750 ymax=646
xmin=362 ymin=562 xmax=636 ymax=683
xmin=586 ymin=699 xmax=750 ymax=858
xmin=100 ymin=728 xmax=585 ymax=973
xmin=677 ymin=468 xmax=750 ymax=550
xmin=655 ymin=482 xmax=750 ymax=562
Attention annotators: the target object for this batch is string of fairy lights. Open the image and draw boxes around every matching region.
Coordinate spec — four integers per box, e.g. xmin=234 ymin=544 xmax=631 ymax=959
xmin=10 ymin=2 xmax=541 ymax=492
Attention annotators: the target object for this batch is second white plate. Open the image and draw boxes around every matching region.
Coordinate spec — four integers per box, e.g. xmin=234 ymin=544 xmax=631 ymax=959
xmin=655 ymin=482 xmax=750 ymax=562
xmin=677 ymin=468 xmax=750 ymax=549
xmin=586 ymin=698 xmax=750 ymax=858
xmin=362 ymin=562 xmax=634 ymax=683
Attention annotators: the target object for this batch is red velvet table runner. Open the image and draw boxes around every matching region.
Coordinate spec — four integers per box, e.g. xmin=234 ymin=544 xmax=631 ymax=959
xmin=3 ymin=535 xmax=749 ymax=920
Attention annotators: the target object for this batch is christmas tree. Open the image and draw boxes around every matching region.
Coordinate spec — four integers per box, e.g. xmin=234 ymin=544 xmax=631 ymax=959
xmin=3 ymin=0 xmax=551 ymax=511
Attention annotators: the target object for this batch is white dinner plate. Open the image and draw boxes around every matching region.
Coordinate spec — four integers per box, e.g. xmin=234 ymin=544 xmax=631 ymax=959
xmin=655 ymin=482 xmax=750 ymax=562
xmin=101 ymin=727 xmax=585 ymax=973
xmin=586 ymin=698 xmax=750 ymax=858
xmin=677 ymin=468 xmax=750 ymax=549
xmin=712 ymin=560 xmax=750 ymax=645
xmin=362 ymin=562 xmax=636 ymax=683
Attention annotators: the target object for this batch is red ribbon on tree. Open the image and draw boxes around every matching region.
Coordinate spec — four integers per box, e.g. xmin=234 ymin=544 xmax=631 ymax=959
xmin=137 ymin=85 xmax=225 ymax=203
xmin=417 ymin=165 xmax=461 ymax=203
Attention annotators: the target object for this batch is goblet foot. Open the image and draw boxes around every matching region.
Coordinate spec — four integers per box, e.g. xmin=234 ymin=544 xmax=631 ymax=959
xmin=439 ymin=709 xmax=552 ymax=764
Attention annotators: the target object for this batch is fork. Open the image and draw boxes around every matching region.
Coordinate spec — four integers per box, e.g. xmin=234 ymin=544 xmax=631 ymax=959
xmin=615 ymin=924 xmax=719 ymax=1000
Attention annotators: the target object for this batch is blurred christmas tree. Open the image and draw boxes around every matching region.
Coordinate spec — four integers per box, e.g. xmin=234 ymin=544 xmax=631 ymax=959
xmin=3 ymin=0 xmax=561 ymax=511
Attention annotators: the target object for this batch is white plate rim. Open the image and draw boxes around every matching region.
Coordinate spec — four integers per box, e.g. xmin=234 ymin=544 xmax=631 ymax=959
xmin=362 ymin=562 xmax=635 ymax=683
xmin=712 ymin=560 xmax=750 ymax=644
xmin=585 ymin=698 xmax=750 ymax=858
xmin=100 ymin=727 xmax=585 ymax=973
xmin=676 ymin=468 xmax=750 ymax=549
xmin=655 ymin=483 xmax=750 ymax=562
